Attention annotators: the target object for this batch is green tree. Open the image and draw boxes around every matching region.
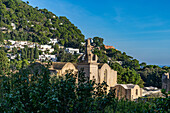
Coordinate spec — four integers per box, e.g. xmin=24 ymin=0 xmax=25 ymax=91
xmin=117 ymin=68 xmax=144 ymax=87
xmin=26 ymin=1 xmax=29 ymax=4
xmin=0 ymin=50 xmax=10 ymax=75
xmin=27 ymin=49 xmax=31 ymax=60
xmin=22 ymin=59 xmax=29 ymax=68
xmin=7 ymin=0 xmax=15 ymax=8
xmin=60 ymin=39 xmax=65 ymax=46
xmin=93 ymin=37 xmax=104 ymax=47
xmin=54 ymin=43 xmax=59 ymax=51
xmin=21 ymin=49 xmax=25 ymax=60
xmin=140 ymin=62 xmax=147 ymax=67
xmin=12 ymin=47 xmax=17 ymax=55
xmin=30 ymin=48 xmax=34 ymax=60
xmin=24 ymin=45 xmax=28 ymax=59
xmin=0 ymin=32 xmax=4 ymax=43
xmin=34 ymin=45 xmax=39 ymax=59
xmin=16 ymin=60 xmax=22 ymax=70
xmin=16 ymin=53 xmax=20 ymax=61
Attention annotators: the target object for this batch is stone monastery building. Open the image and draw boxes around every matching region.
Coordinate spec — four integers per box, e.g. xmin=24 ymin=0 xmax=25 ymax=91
xmin=49 ymin=39 xmax=142 ymax=100
xmin=49 ymin=39 xmax=117 ymax=91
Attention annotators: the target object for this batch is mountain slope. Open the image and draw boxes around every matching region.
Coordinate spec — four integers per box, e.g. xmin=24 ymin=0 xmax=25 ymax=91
xmin=0 ymin=0 xmax=84 ymax=48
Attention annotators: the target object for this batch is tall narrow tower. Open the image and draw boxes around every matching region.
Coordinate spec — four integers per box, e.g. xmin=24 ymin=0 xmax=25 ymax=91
xmin=85 ymin=39 xmax=98 ymax=63
xmin=77 ymin=39 xmax=99 ymax=82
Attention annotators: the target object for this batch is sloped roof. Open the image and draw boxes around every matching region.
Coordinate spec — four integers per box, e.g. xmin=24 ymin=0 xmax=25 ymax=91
xmin=98 ymin=63 xmax=111 ymax=69
xmin=51 ymin=62 xmax=77 ymax=70
xmin=52 ymin=62 xmax=68 ymax=70
xmin=117 ymin=84 xmax=136 ymax=89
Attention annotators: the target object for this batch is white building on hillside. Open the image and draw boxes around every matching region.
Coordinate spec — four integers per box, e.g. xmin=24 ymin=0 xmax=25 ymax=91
xmin=0 ymin=27 xmax=7 ymax=31
xmin=8 ymin=40 xmax=16 ymax=45
xmin=39 ymin=45 xmax=52 ymax=52
xmin=39 ymin=54 xmax=57 ymax=62
xmin=49 ymin=39 xmax=58 ymax=45
xmin=7 ymin=53 xmax=17 ymax=60
xmin=11 ymin=23 xmax=16 ymax=30
xmin=40 ymin=45 xmax=52 ymax=49
xmin=18 ymin=41 xmax=28 ymax=45
xmin=65 ymin=48 xmax=79 ymax=54
xmin=49 ymin=48 xmax=54 ymax=53
xmin=28 ymin=44 xmax=35 ymax=48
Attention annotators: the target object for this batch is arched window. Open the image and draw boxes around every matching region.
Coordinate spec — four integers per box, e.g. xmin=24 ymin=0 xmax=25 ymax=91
xmin=93 ymin=55 xmax=96 ymax=61
xmin=136 ymin=89 xmax=138 ymax=95
xmin=104 ymin=69 xmax=107 ymax=83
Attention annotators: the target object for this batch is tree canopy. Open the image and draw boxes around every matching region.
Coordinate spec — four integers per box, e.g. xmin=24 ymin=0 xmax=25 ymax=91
xmin=0 ymin=50 xmax=10 ymax=75
xmin=0 ymin=0 xmax=85 ymax=47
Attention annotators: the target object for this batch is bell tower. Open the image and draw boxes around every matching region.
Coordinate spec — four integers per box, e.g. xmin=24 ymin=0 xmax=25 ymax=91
xmin=77 ymin=39 xmax=99 ymax=82
xmin=85 ymin=39 xmax=98 ymax=63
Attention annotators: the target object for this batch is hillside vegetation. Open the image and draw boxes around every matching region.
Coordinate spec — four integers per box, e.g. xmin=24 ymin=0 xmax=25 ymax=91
xmin=0 ymin=0 xmax=84 ymax=48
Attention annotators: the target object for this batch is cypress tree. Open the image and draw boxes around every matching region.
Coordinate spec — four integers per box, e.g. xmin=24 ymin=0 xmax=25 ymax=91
xmin=0 ymin=50 xmax=10 ymax=75
xmin=34 ymin=45 xmax=39 ymax=59
xmin=27 ymin=49 xmax=31 ymax=60
xmin=21 ymin=49 xmax=25 ymax=60
xmin=12 ymin=47 xmax=17 ymax=55
xmin=0 ymin=31 xmax=4 ymax=43
xmin=30 ymin=48 xmax=34 ymax=60
xmin=0 ymin=3 xmax=4 ymax=43
xmin=24 ymin=48 xmax=27 ymax=59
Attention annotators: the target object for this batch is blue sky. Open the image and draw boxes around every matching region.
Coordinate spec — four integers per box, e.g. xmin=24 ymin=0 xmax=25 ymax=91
xmin=23 ymin=0 xmax=170 ymax=65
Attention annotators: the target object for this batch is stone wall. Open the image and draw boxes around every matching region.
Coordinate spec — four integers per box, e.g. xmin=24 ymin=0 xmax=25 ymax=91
xmin=98 ymin=63 xmax=117 ymax=91
xmin=162 ymin=73 xmax=170 ymax=92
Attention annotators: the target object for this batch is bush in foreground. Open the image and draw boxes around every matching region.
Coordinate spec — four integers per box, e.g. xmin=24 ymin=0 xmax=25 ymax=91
xmin=0 ymin=65 xmax=169 ymax=112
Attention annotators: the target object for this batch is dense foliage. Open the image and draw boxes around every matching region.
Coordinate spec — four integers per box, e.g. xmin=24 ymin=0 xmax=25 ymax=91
xmin=0 ymin=50 xmax=10 ymax=75
xmin=0 ymin=0 xmax=84 ymax=47
xmin=20 ymin=45 xmax=39 ymax=60
xmin=56 ymin=49 xmax=79 ymax=63
xmin=138 ymin=65 xmax=166 ymax=88
xmin=0 ymin=64 xmax=169 ymax=112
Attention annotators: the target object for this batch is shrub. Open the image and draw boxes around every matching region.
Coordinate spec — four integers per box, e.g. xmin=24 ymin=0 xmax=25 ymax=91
xmin=0 ymin=65 xmax=169 ymax=112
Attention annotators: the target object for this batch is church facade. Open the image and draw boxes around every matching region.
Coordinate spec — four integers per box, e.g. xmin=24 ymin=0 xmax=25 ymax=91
xmin=49 ymin=39 xmax=117 ymax=91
